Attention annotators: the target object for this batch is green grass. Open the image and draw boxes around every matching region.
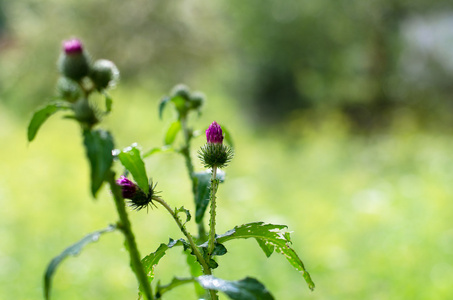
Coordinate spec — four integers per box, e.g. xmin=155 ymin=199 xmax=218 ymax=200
xmin=2 ymin=86 xmax=453 ymax=299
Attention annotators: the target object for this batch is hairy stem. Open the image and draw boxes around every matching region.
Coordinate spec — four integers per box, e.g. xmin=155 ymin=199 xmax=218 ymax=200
xmin=152 ymin=196 xmax=211 ymax=274
xmin=152 ymin=196 xmax=218 ymax=300
xmin=108 ymin=172 xmax=153 ymax=300
xmin=180 ymin=116 xmax=207 ymax=240
xmin=207 ymin=166 xmax=219 ymax=258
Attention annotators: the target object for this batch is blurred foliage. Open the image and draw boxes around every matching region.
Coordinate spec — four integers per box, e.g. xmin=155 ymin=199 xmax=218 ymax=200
xmin=1 ymin=0 xmax=453 ymax=128
xmin=2 ymin=87 xmax=453 ymax=299
xmin=224 ymin=0 xmax=453 ymax=126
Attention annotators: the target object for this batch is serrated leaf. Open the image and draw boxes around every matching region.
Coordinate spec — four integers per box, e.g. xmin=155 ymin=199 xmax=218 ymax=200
xmin=197 ymin=276 xmax=274 ymax=300
xmin=117 ymin=145 xmax=149 ymax=194
xmin=158 ymin=96 xmax=170 ymax=119
xmin=164 ymin=120 xmax=181 ymax=145
xmin=27 ymin=102 xmax=72 ymax=142
xmin=215 ymin=222 xmax=315 ymax=291
xmin=44 ymin=225 xmax=116 ymax=300
xmin=194 ymin=170 xmax=226 ymax=223
xmin=142 ymin=145 xmax=174 ymax=158
xmin=83 ymin=129 xmax=115 ymax=197
xmin=141 ymin=238 xmax=190 ymax=285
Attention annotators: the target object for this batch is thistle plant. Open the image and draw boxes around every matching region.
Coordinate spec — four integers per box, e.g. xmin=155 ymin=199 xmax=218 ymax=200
xmin=28 ymin=38 xmax=315 ymax=300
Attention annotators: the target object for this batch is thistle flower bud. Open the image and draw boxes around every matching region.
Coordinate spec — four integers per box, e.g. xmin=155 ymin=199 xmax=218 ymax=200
xmin=170 ymin=84 xmax=191 ymax=100
xmin=72 ymin=98 xmax=99 ymax=128
xmin=90 ymin=59 xmax=120 ymax=91
xmin=199 ymin=122 xmax=234 ymax=169
xmin=58 ymin=38 xmax=91 ymax=81
xmin=206 ymin=121 xmax=224 ymax=144
xmin=190 ymin=92 xmax=205 ymax=110
xmin=116 ymin=176 xmax=158 ymax=211
xmin=116 ymin=176 xmax=138 ymax=199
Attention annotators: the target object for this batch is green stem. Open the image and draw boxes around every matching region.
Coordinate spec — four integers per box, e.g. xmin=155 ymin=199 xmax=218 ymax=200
xmin=180 ymin=116 xmax=207 ymax=240
xmin=152 ymin=196 xmax=211 ymax=274
xmin=207 ymin=166 xmax=219 ymax=258
xmin=152 ymin=196 xmax=218 ymax=300
xmin=108 ymin=172 xmax=154 ymax=300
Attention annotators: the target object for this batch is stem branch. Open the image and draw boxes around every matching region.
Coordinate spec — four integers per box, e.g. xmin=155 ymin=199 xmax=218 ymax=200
xmin=108 ymin=172 xmax=153 ymax=300
xmin=152 ymin=196 xmax=218 ymax=300
xmin=180 ymin=116 xmax=207 ymax=240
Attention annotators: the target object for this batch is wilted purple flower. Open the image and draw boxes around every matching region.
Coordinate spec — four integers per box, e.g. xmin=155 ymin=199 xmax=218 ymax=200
xmin=206 ymin=121 xmax=224 ymax=144
xmin=63 ymin=38 xmax=83 ymax=54
xmin=116 ymin=176 xmax=137 ymax=199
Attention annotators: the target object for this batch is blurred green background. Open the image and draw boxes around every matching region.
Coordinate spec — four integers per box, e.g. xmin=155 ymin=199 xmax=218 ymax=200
xmin=1 ymin=0 xmax=453 ymax=299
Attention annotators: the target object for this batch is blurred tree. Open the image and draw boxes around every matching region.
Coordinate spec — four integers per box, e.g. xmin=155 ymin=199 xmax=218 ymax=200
xmin=224 ymin=0 xmax=453 ymax=127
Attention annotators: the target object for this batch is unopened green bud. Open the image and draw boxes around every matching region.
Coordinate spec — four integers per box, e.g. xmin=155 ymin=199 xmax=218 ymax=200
xmin=56 ymin=77 xmax=82 ymax=103
xmin=90 ymin=59 xmax=120 ymax=91
xmin=73 ymin=98 xmax=99 ymax=128
xmin=190 ymin=92 xmax=205 ymax=110
xmin=58 ymin=39 xmax=91 ymax=81
xmin=170 ymin=84 xmax=191 ymax=100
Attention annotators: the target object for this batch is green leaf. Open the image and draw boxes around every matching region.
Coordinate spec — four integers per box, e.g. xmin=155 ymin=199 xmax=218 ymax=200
xmin=27 ymin=102 xmax=72 ymax=142
xmin=103 ymin=92 xmax=112 ymax=113
xmin=197 ymin=276 xmax=274 ymax=300
xmin=219 ymin=123 xmax=234 ymax=147
xmin=193 ymin=170 xmax=226 ymax=223
xmin=215 ymin=222 xmax=315 ymax=291
xmin=164 ymin=120 xmax=181 ymax=145
xmin=185 ymin=252 xmax=206 ymax=298
xmin=141 ymin=238 xmax=189 ymax=285
xmin=156 ymin=277 xmax=195 ymax=298
xmin=175 ymin=206 xmax=191 ymax=225
xmin=255 ymin=238 xmax=274 ymax=258
xmin=117 ymin=145 xmax=149 ymax=194
xmin=158 ymin=96 xmax=170 ymax=119
xmin=156 ymin=276 xmax=274 ymax=300
xmin=44 ymin=225 xmax=116 ymax=300
xmin=142 ymin=145 xmax=174 ymax=158
xmin=83 ymin=129 xmax=115 ymax=197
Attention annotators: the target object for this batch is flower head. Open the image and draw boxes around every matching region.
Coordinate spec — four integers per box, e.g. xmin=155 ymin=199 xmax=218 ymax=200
xmin=199 ymin=121 xmax=233 ymax=169
xmin=58 ymin=38 xmax=90 ymax=81
xmin=116 ymin=176 xmax=137 ymax=199
xmin=63 ymin=38 xmax=83 ymax=54
xmin=206 ymin=121 xmax=224 ymax=144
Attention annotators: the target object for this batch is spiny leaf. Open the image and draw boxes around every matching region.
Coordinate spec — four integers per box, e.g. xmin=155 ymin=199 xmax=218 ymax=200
xmin=215 ymin=222 xmax=315 ymax=291
xmin=27 ymin=102 xmax=72 ymax=142
xmin=44 ymin=225 xmax=116 ymax=300
xmin=83 ymin=129 xmax=115 ymax=197
xmin=117 ymin=145 xmax=149 ymax=194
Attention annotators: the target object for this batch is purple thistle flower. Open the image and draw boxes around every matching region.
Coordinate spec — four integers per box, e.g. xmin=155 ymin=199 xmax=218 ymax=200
xmin=116 ymin=176 xmax=137 ymax=199
xmin=63 ymin=38 xmax=83 ymax=54
xmin=206 ymin=121 xmax=224 ymax=144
